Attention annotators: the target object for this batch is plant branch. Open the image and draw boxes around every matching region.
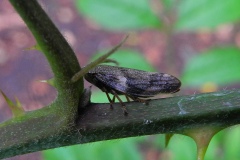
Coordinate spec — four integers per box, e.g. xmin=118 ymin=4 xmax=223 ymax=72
xmin=8 ymin=0 xmax=83 ymax=118
xmin=0 ymin=0 xmax=83 ymax=158
xmin=3 ymin=0 xmax=240 ymax=159
xmin=76 ymin=89 xmax=240 ymax=141
xmin=9 ymin=0 xmax=83 ymax=96
xmin=1 ymin=89 xmax=240 ymax=158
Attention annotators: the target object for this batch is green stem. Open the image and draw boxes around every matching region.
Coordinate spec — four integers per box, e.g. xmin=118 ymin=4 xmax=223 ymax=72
xmin=9 ymin=0 xmax=83 ymax=119
xmin=3 ymin=1 xmax=240 ymax=159
xmin=0 ymin=0 xmax=83 ymax=158
xmin=9 ymin=0 xmax=83 ymax=93
xmin=1 ymin=89 xmax=240 ymax=159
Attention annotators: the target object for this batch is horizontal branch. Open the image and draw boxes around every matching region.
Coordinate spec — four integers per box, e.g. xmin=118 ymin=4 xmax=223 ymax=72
xmin=76 ymin=89 xmax=240 ymax=142
xmin=1 ymin=89 xmax=240 ymax=158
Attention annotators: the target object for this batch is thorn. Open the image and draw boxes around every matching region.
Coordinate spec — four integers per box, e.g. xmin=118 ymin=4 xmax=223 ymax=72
xmin=183 ymin=127 xmax=222 ymax=160
xmin=0 ymin=90 xmax=25 ymax=117
xmin=38 ymin=78 xmax=55 ymax=87
xmin=15 ymin=97 xmax=22 ymax=108
xmin=165 ymin=134 xmax=174 ymax=147
xmin=24 ymin=44 xmax=41 ymax=51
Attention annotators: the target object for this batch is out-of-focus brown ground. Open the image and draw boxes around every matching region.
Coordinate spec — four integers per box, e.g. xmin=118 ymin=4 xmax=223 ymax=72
xmin=0 ymin=0 xmax=239 ymax=160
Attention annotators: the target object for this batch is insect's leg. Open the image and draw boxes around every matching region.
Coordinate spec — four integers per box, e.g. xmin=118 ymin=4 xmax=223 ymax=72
xmin=110 ymin=95 xmax=116 ymax=109
xmin=111 ymin=90 xmax=128 ymax=115
xmin=125 ymin=95 xmax=131 ymax=102
xmin=112 ymin=95 xmax=116 ymax=103
xmin=105 ymin=92 xmax=114 ymax=109
xmin=130 ymin=96 xmax=150 ymax=105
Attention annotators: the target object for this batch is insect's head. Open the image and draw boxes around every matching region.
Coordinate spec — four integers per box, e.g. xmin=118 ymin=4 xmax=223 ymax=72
xmin=84 ymin=73 xmax=95 ymax=85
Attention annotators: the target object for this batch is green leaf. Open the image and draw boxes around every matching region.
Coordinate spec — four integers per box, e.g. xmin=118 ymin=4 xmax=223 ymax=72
xmin=176 ymin=0 xmax=240 ymax=31
xmin=42 ymin=138 xmax=143 ymax=160
xmin=181 ymin=47 xmax=240 ymax=88
xmin=75 ymin=0 xmax=161 ymax=31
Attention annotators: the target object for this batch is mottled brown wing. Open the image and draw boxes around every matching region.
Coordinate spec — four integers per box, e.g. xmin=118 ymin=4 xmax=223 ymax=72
xmin=93 ymin=66 xmax=181 ymax=98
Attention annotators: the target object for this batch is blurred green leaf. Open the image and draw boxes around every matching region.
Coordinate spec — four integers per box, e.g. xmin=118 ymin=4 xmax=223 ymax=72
xmin=162 ymin=0 xmax=175 ymax=9
xmin=204 ymin=136 xmax=220 ymax=160
xmin=204 ymin=129 xmax=224 ymax=160
xmin=168 ymin=134 xmax=197 ymax=160
xmin=181 ymin=47 xmax=240 ymax=88
xmin=154 ymin=134 xmax=166 ymax=149
xmin=176 ymin=0 xmax=240 ymax=31
xmin=91 ymin=90 xmax=110 ymax=103
xmin=75 ymin=0 xmax=161 ymax=31
xmin=43 ymin=138 xmax=143 ymax=160
xmin=223 ymin=125 xmax=240 ymax=160
xmin=204 ymin=125 xmax=240 ymax=160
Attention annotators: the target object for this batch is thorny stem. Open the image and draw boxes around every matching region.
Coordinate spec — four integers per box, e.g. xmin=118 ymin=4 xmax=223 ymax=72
xmin=2 ymin=0 xmax=240 ymax=159
xmin=1 ymin=89 xmax=240 ymax=158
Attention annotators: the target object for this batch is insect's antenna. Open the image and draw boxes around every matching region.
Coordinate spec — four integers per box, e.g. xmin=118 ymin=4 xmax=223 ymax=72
xmin=71 ymin=35 xmax=129 ymax=83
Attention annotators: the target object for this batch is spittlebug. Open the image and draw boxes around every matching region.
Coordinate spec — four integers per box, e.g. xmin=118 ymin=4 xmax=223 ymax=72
xmin=85 ymin=65 xmax=181 ymax=115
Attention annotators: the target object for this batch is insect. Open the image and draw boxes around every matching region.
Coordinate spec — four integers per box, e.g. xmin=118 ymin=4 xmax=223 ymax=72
xmin=85 ymin=65 xmax=181 ymax=115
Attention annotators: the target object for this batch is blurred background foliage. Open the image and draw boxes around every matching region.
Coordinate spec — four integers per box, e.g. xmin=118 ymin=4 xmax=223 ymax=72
xmin=1 ymin=0 xmax=240 ymax=159
xmin=42 ymin=0 xmax=240 ymax=160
